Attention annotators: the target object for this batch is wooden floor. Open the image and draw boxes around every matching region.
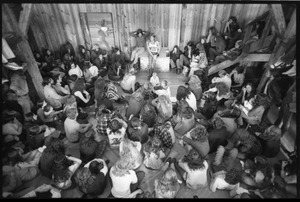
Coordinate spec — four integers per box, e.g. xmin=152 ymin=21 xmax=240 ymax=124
xmin=15 ymin=71 xmax=294 ymax=198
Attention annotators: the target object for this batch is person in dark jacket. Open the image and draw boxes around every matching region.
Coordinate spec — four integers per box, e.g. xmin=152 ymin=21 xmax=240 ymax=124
xmin=208 ymin=34 xmax=226 ymax=63
xmin=207 ymin=117 xmax=230 ymax=154
xmin=255 ymin=125 xmax=281 ymax=158
xmin=39 ymin=138 xmax=65 ymax=179
xmin=60 ymin=41 xmax=76 ymax=62
xmin=178 ymin=41 xmax=195 ymax=74
xmin=78 ymin=45 xmax=91 ymax=69
xmin=90 ymin=44 xmax=108 ymax=77
xmin=214 ymin=40 xmax=243 ymax=64
xmin=224 ymin=16 xmax=243 ymax=50
xmin=169 ymin=45 xmax=182 ymax=73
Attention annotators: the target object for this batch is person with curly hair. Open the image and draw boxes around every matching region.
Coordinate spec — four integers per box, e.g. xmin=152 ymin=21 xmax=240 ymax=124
xmin=172 ymin=106 xmax=196 ymax=139
xmin=154 ymin=160 xmax=181 ymax=198
xmin=173 ymin=148 xmax=209 ymax=190
xmin=109 ymin=155 xmax=145 ymax=198
xmin=152 ymin=95 xmax=173 ymax=122
xmin=255 ymin=125 xmax=281 ymax=158
xmin=181 ymin=123 xmax=210 ymax=158
xmin=143 ymin=135 xmax=166 ymax=170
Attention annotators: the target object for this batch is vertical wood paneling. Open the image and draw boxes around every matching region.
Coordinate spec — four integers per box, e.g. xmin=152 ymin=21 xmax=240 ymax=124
xmin=27 ymin=3 xmax=273 ymax=56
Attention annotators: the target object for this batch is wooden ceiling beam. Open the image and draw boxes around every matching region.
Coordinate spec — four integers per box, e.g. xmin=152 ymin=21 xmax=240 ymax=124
xmin=268 ymin=4 xmax=286 ymax=38
xmin=18 ymin=3 xmax=33 ymax=36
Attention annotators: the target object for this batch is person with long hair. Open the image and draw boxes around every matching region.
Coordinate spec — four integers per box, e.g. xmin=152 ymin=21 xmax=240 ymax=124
xmin=176 ymin=85 xmax=197 ymax=111
xmin=181 ymin=123 xmax=210 ymax=158
xmin=143 ymin=135 xmax=166 ymax=170
xmin=174 ymin=148 xmax=209 ymax=190
xmin=187 ymin=75 xmax=202 ymax=104
xmin=178 ymin=41 xmax=195 ymax=75
xmin=224 ymin=16 xmax=243 ymax=50
xmin=51 ymin=153 xmax=82 ymax=190
xmin=78 ymin=45 xmax=91 ymax=69
xmin=237 ymin=92 xmax=269 ymax=126
xmin=129 ymin=29 xmax=150 ymax=68
xmin=109 ymin=155 xmax=144 ymax=198
xmin=39 ymin=138 xmax=65 ymax=179
xmin=173 ymin=106 xmax=196 ymax=139
xmin=146 ymin=33 xmax=161 ymax=76
xmin=154 ymin=160 xmax=181 ymax=198
xmin=152 ymin=95 xmax=173 ymax=122
xmin=119 ymin=137 xmax=143 ymax=170
xmin=225 ymin=82 xmax=255 ymax=109
xmin=169 ymin=45 xmax=182 ymax=73
xmin=72 ymin=77 xmax=95 ymax=108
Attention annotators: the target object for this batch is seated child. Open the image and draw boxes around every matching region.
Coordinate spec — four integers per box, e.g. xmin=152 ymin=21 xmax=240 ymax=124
xmin=153 ymin=80 xmax=171 ymax=98
xmin=150 ymin=72 xmax=160 ymax=87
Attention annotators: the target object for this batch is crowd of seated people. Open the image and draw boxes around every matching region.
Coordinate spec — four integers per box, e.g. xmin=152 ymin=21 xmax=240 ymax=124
xmin=1 ymin=15 xmax=297 ymax=199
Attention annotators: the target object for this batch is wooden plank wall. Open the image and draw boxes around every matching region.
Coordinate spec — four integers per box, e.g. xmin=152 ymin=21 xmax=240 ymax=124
xmin=28 ymin=4 xmax=270 ymax=55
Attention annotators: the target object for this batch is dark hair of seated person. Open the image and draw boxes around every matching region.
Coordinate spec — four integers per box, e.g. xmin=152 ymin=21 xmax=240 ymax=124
xmin=34 ymin=190 xmax=52 ymax=198
xmin=89 ymin=160 xmax=103 ymax=175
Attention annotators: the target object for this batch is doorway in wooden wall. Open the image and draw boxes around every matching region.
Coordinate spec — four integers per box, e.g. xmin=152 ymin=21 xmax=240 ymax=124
xmin=80 ymin=12 xmax=115 ymax=51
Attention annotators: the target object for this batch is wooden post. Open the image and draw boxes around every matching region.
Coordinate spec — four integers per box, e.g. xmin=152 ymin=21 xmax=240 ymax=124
xmin=256 ymin=8 xmax=296 ymax=93
xmin=2 ymin=4 xmax=44 ymax=99
xmin=268 ymin=4 xmax=286 ymax=38
xmin=18 ymin=4 xmax=33 ymax=36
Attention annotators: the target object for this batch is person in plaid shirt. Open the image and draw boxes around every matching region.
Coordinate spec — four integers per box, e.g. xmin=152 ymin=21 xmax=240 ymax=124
xmin=96 ymin=105 xmax=114 ymax=137
xmin=155 ymin=120 xmax=175 ymax=149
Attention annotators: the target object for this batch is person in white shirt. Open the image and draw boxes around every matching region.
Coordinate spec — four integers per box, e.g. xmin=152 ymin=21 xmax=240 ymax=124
xmin=64 ymin=107 xmax=92 ymax=144
xmin=153 ymin=80 xmax=171 ymax=98
xmin=210 ymin=145 xmax=243 ymax=193
xmin=120 ymin=67 xmax=137 ymax=94
xmin=150 ymin=71 xmax=160 ymax=87
xmin=174 ymin=147 xmax=209 ymax=190
xmin=68 ymin=61 xmax=83 ymax=78
xmin=107 ymin=118 xmax=128 ymax=149
xmin=176 ymin=85 xmax=197 ymax=111
xmin=211 ymin=69 xmax=232 ymax=90
xmin=43 ymin=77 xmax=69 ymax=109
xmin=109 ymin=155 xmax=144 ymax=198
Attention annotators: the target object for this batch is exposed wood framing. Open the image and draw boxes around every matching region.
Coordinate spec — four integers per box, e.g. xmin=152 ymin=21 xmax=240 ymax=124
xmin=3 ymin=4 xmax=44 ymax=99
xmin=18 ymin=4 xmax=33 ymax=36
xmin=208 ymin=53 xmax=271 ymax=76
xmin=256 ymin=8 xmax=296 ymax=93
xmin=268 ymin=4 xmax=286 ymax=38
